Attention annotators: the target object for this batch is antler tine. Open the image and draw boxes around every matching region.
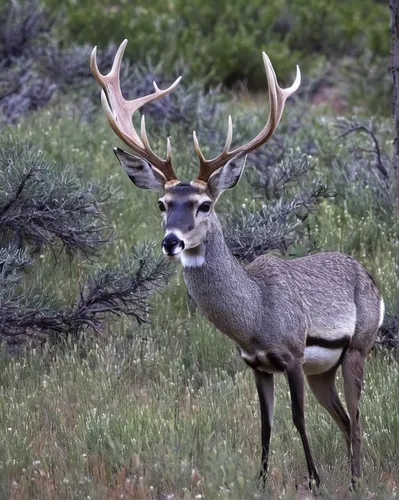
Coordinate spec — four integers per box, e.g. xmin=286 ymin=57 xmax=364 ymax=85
xmin=194 ymin=53 xmax=301 ymax=183
xmin=91 ymin=40 xmax=182 ymax=182
xmin=223 ymin=115 xmax=233 ymax=153
xmin=261 ymin=52 xmax=301 ymax=126
xmin=193 ymin=114 xmax=233 ymax=166
xmin=140 ymin=115 xmax=175 ymax=178
xmin=90 ymin=39 xmax=127 ymax=90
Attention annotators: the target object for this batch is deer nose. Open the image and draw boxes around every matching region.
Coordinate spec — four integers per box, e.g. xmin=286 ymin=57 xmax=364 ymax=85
xmin=162 ymin=233 xmax=185 ymax=255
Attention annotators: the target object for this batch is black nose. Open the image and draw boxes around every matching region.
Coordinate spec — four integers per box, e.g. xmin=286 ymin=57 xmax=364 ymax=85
xmin=162 ymin=233 xmax=184 ymax=255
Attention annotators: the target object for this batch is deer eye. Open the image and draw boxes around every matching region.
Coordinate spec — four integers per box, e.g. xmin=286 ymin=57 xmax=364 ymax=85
xmin=198 ymin=202 xmax=211 ymax=213
xmin=157 ymin=201 xmax=166 ymax=212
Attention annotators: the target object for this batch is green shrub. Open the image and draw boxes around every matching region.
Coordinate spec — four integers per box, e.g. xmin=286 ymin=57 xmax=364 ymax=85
xmin=0 ymin=135 xmax=173 ymax=347
xmin=285 ymin=0 xmax=389 ymax=57
xmin=42 ymin=0 xmax=389 ymax=88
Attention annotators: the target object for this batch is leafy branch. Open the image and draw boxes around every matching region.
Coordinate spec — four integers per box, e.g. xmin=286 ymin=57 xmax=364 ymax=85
xmin=0 ymin=245 xmax=172 ymax=346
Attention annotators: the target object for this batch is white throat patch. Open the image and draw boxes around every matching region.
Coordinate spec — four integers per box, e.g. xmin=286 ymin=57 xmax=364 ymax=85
xmin=181 ymin=250 xmax=205 ymax=268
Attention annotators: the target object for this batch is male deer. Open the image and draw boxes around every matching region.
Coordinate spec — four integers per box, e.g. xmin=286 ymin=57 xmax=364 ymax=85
xmin=91 ymin=40 xmax=384 ymax=488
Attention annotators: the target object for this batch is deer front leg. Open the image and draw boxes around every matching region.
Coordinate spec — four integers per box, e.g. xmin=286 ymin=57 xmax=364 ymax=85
xmin=254 ymin=370 xmax=274 ymax=488
xmin=286 ymin=358 xmax=320 ymax=489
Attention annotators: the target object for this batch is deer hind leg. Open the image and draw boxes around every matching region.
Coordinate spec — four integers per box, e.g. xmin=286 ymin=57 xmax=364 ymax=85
xmin=306 ymin=366 xmax=351 ymax=461
xmin=254 ymin=370 xmax=274 ymax=488
xmin=341 ymin=348 xmax=365 ymax=486
xmin=286 ymin=358 xmax=320 ymax=488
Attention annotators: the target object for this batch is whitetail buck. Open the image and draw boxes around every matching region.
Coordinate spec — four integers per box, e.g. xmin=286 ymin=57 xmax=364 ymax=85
xmin=91 ymin=40 xmax=384 ymax=489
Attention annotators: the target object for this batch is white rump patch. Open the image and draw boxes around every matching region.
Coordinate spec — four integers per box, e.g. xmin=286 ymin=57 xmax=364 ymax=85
xmin=303 ymin=346 xmax=343 ymax=376
xmin=379 ymin=298 xmax=385 ymax=328
xmin=181 ymin=251 xmax=205 ymax=268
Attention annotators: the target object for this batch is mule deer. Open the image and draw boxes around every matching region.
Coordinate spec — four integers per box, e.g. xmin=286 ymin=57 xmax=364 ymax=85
xmin=91 ymin=40 xmax=384 ymax=488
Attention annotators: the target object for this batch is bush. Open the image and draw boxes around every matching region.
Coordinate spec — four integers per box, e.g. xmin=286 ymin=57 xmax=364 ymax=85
xmin=1 ymin=0 xmax=391 ymax=125
xmin=0 ymin=136 xmax=172 ymax=348
xmin=42 ymin=0 xmax=389 ymax=88
xmin=0 ymin=0 xmax=224 ymax=129
xmin=0 ymin=136 xmax=113 ymax=254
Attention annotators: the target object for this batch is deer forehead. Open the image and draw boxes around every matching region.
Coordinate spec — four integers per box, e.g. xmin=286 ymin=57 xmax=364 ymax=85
xmin=163 ymin=182 xmax=209 ymax=205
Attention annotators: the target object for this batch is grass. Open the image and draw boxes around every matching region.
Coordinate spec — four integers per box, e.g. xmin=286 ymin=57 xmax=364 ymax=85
xmin=0 ymin=337 xmax=398 ymax=499
xmin=0 ymin=88 xmax=398 ymax=498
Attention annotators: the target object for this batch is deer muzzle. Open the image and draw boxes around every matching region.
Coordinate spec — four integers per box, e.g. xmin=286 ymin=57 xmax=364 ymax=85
xmin=162 ymin=233 xmax=185 ymax=258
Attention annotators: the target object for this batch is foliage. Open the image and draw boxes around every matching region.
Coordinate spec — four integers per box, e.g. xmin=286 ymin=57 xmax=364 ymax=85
xmin=219 ymin=111 xmax=331 ymax=262
xmin=41 ymin=0 xmax=390 ymax=88
xmin=0 ymin=0 xmax=397 ymax=494
xmin=0 ymin=0 xmax=52 ymax=62
xmin=0 ymin=0 xmax=56 ymax=123
xmin=0 ymin=333 xmax=398 ymax=498
xmin=284 ymin=0 xmax=388 ymax=58
xmin=0 ymin=136 xmax=173 ymax=347
xmin=0 ymin=0 xmax=391 ymax=127
xmin=0 ymin=245 xmax=171 ymax=347
xmin=0 ymin=0 xmax=224 ymax=130
xmin=223 ymin=144 xmax=334 ymax=262
xmin=224 ymin=183 xmax=331 ymax=262
xmin=0 ymin=136 xmax=113 ymax=255
xmin=377 ymin=312 xmax=399 ymax=349
xmin=340 ymin=52 xmax=392 ymax=115
xmin=0 ymin=0 xmax=124 ymax=124
xmin=327 ymin=116 xmax=396 ymax=229
xmin=77 ymin=245 xmax=170 ymax=328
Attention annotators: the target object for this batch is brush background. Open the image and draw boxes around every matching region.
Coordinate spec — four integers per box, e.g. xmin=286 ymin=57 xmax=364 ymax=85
xmin=0 ymin=0 xmax=398 ymax=498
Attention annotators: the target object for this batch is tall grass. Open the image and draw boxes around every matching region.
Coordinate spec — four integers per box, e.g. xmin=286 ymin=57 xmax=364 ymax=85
xmin=0 ymin=89 xmax=398 ymax=498
xmin=0 ymin=334 xmax=398 ymax=499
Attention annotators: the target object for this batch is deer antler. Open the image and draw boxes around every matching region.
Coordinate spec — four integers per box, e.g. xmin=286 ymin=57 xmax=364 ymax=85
xmin=90 ymin=39 xmax=182 ymax=183
xmin=193 ymin=53 xmax=301 ymax=184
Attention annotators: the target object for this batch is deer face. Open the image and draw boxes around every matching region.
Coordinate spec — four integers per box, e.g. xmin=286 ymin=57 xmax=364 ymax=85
xmin=92 ymin=40 xmax=300 ymax=266
xmin=113 ymin=148 xmax=248 ymax=264
xmin=158 ymin=183 xmax=213 ymax=260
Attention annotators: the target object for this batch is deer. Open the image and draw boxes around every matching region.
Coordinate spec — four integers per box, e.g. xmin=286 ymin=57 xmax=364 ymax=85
xmin=91 ymin=40 xmax=385 ymax=489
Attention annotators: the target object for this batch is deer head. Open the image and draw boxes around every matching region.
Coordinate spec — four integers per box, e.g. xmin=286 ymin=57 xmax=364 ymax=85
xmin=91 ymin=40 xmax=301 ymax=263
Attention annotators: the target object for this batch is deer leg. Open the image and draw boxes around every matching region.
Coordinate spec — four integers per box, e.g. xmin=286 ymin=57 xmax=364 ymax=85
xmin=341 ymin=348 xmax=365 ymax=486
xmin=286 ymin=359 xmax=320 ymax=488
xmin=306 ymin=367 xmax=351 ymax=461
xmin=254 ymin=370 xmax=274 ymax=487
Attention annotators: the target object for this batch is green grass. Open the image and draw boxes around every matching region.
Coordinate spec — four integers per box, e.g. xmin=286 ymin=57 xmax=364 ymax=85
xmin=1 ymin=91 xmax=398 ymax=498
xmin=0 ymin=338 xmax=398 ymax=499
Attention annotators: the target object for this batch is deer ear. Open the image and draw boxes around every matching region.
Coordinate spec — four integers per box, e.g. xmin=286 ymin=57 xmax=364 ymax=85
xmin=113 ymin=147 xmax=166 ymax=191
xmin=207 ymin=153 xmax=247 ymax=201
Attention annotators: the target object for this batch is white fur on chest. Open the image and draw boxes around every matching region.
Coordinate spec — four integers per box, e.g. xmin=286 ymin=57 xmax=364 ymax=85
xmin=181 ymin=250 xmax=205 ymax=268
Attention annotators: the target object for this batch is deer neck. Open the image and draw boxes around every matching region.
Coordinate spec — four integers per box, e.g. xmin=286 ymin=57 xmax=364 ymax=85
xmin=182 ymin=214 xmax=263 ymax=346
xmin=181 ymin=215 xmax=232 ymax=271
